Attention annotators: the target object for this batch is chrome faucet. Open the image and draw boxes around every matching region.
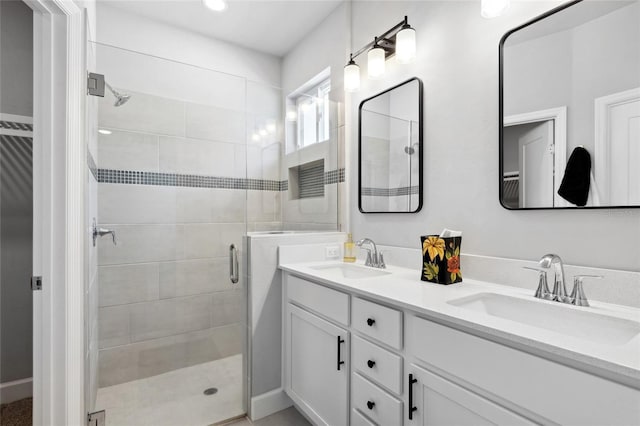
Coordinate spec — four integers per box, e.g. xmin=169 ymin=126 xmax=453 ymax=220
xmin=527 ymin=254 xmax=604 ymax=307
xmin=538 ymin=254 xmax=569 ymax=303
xmin=356 ymin=238 xmax=385 ymax=269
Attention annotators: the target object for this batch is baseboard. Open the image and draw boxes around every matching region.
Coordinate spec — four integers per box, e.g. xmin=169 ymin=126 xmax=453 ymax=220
xmin=249 ymin=388 xmax=293 ymax=421
xmin=0 ymin=378 xmax=32 ymax=404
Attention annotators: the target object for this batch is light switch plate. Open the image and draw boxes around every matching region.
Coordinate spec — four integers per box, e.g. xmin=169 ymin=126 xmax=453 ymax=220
xmin=325 ymin=245 xmax=340 ymax=259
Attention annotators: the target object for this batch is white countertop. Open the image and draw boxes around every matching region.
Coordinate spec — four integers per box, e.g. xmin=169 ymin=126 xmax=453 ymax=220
xmin=279 ymin=260 xmax=640 ymax=388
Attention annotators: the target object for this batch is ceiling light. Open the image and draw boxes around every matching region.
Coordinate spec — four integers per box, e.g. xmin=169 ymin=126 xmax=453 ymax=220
xmin=98 ymin=129 xmax=112 ymax=135
xmin=396 ymin=17 xmax=416 ymax=64
xmin=259 ymin=128 xmax=268 ymax=137
xmin=203 ymin=0 xmax=227 ymax=12
xmin=344 ymin=55 xmax=360 ymax=93
xmin=266 ymin=122 xmax=277 ymax=133
xmin=481 ymin=0 xmax=510 ymax=18
xmin=286 ymin=110 xmax=297 ymax=121
xmin=251 ymin=133 xmax=260 ymax=142
xmin=368 ymin=38 xmax=386 ymax=79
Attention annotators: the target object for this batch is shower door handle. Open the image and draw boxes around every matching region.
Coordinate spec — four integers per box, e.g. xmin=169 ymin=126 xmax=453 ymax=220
xmin=229 ymin=244 xmax=239 ymax=284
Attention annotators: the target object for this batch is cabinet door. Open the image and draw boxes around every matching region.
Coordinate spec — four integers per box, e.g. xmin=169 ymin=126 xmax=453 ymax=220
xmin=406 ymin=364 xmax=535 ymax=426
xmin=287 ymin=303 xmax=349 ymax=426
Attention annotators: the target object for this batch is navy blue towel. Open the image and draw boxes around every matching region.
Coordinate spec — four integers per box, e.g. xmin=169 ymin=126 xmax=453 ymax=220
xmin=558 ymin=147 xmax=591 ymax=206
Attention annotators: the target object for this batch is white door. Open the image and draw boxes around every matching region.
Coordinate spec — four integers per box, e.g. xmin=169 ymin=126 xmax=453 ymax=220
xmin=406 ymin=364 xmax=535 ymax=426
xmin=595 ymin=88 xmax=640 ymax=206
xmin=287 ymin=304 xmax=349 ymax=426
xmin=518 ymin=120 xmax=554 ymax=208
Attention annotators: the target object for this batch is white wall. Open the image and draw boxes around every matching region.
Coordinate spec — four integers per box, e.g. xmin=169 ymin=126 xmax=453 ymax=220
xmin=94 ymin=4 xmax=281 ymax=87
xmin=280 ymin=2 xmax=349 ymax=230
xmin=349 ymin=1 xmax=640 ymax=272
xmin=281 ymin=2 xmax=349 ymax=101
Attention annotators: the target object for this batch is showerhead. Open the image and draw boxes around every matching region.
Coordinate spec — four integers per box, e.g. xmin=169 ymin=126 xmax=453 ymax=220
xmin=113 ymin=93 xmax=131 ymax=107
xmin=105 ymin=83 xmax=131 ymax=107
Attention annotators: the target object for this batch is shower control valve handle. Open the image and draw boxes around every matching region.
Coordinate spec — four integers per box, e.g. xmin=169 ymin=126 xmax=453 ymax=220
xmin=92 ymin=218 xmax=117 ymax=246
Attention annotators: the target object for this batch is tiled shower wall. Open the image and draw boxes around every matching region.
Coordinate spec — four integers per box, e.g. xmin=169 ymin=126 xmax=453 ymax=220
xmin=95 ymin=89 xmax=276 ymax=386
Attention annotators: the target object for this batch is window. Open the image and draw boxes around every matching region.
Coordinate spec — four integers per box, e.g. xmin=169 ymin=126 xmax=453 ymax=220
xmin=287 ymin=74 xmax=331 ymax=151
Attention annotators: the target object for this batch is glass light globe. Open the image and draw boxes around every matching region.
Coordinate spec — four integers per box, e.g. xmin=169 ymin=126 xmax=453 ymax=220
xmin=368 ymin=46 xmax=385 ymax=79
xmin=344 ymin=61 xmax=360 ymax=92
xmin=396 ymin=27 xmax=416 ymax=64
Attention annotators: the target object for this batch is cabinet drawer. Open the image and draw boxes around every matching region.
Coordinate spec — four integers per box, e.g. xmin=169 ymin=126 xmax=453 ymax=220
xmin=352 ymin=335 xmax=403 ymax=394
xmin=287 ymin=274 xmax=349 ymax=326
xmin=351 ymin=409 xmax=376 ymax=426
xmin=352 ymin=372 xmax=403 ymax=426
xmin=352 ymin=297 xmax=402 ymax=349
xmin=410 ymin=316 xmax=640 ymax=425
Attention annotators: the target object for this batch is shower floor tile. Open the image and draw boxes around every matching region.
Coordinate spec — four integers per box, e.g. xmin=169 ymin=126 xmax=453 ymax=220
xmin=96 ymin=354 xmax=244 ymax=426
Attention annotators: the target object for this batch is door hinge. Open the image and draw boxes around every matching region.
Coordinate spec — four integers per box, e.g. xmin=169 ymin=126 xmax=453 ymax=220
xmin=31 ymin=276 xmax=42 ymax=291
xmin=87 ymin=410 xmax=106 ymax=426
xmin=87 ymin=72 xmax=105 ymax=97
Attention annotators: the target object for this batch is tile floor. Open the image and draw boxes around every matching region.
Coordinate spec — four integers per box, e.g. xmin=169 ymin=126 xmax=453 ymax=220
xmin=96 ymin=354 xmax=244 ymax=426
xmin=219 ymin=407 xmax=310 ymax=426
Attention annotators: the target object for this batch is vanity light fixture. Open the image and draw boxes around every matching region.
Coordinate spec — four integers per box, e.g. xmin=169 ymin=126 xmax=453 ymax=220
xmin=202 ymin=0 xmax=227 ymax=12
xmin=481 ymin=0 xmax=510 ymax=18
xmin=344 ymin=16 xmax=416 ymax=92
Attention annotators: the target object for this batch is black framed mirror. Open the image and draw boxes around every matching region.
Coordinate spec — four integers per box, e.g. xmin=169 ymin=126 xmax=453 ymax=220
xmin=499 ymin=0 xmax=640 ymax=209
xmin=359 ymin=77 xmax=423 ymax=213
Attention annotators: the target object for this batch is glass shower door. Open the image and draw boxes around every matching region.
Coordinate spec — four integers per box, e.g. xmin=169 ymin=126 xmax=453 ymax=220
xmin=87 ymin=42 xmax=248 ymax=426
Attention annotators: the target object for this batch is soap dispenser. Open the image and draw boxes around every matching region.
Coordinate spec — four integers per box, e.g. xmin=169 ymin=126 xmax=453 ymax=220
xmin=343 ymin=233 xmax=356 ymax=263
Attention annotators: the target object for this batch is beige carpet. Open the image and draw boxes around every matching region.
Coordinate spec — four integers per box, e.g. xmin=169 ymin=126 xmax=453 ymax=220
xmin=0 ymin=398 xmax=32 ymax=426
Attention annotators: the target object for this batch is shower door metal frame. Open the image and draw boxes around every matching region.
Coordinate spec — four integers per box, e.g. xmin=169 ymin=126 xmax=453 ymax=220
xmin=24 ymin=0 xmax=87 ymax=425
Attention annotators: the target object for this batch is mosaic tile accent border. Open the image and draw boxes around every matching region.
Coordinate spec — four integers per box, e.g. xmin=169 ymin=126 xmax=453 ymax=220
xmin=361 ymin=185 xmax=420 ymax=197
xmin=324 ymin=168 xmax=345 ymax=185
xmin=97 ymin=169 xmax=281 ymax=191
xmin=96 ymin=167 xmax=345 ymax=191
xmin=0 ymin=120 xmax=33 ymax=132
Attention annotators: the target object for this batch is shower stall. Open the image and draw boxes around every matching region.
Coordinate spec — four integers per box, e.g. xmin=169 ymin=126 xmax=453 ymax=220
xmin=87 ymin=42 xmax=279 ymax=425
xmin=86 ymin=42 xmax=340 ymax=425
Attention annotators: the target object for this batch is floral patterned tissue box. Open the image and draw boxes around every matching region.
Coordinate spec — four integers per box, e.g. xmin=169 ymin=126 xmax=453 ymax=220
xmin=421 ymin=235 xmax=462 ymax=285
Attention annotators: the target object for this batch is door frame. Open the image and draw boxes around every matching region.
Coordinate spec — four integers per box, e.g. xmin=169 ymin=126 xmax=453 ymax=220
xmin=504 ymin=106 xmax=567 ymax=208
xmin=23 ymin=0 xmax=86 ymax=424
xmin=594 ymin=87 xmax=640 ymax=206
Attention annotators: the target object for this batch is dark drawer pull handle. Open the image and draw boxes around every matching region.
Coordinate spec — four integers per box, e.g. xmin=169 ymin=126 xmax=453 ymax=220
xmin=367 ymin=318 xmax=376 ymax=326
xmin=336 ymin=336 xmax=345 ymax=371
xmin=409 ymin=373 xmax=418 ymax=419
xmin=367 ymin=401 xmax=375 ymax=410
xmin=367 ymin=360 xmax=376 ymax=368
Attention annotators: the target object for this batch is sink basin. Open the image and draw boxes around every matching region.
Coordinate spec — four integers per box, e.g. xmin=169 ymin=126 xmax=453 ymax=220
xmin=309 ymin=264 xmax=391 ymax=279
xmin=448 ymin=292 xmax=640 ymax=346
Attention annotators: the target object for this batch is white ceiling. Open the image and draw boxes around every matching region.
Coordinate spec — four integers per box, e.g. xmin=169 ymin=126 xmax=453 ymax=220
xmin=101 ymin=0 xmax=343 ymax=57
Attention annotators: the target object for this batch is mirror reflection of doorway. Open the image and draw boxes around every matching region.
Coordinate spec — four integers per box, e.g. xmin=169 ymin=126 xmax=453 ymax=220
xmin=503 ymin=120 xmax=554 ymax=208
xmin=502 ymin=106 xmax=567 ymax=209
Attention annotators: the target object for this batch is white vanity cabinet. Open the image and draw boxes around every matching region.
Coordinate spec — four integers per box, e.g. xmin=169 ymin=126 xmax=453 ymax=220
xmin=283 ymin=275 xmax=350 ymax=426
xmin=282 ymin=271 xmax=640 ymax=426
xmin=406 ymin=364 xmax=534 ymax=426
